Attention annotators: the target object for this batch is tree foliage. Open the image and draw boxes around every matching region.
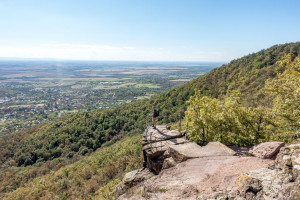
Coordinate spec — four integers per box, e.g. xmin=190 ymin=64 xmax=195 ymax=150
xmin=185 ymin=54 xmax=300 ymax=146
xmin=1 ymin=135 xmax=142 ymax=200
xmin=185 ymin=91 xmax=272 ymax=145
xmin=264 ymin=54 xmax=300 ymax=141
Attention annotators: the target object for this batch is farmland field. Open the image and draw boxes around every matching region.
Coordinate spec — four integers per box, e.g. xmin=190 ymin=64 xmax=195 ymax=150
xmin=0 ymin=60 xmax=222 ymax=136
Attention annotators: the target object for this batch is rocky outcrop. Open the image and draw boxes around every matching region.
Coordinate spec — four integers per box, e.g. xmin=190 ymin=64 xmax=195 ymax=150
xmin=249 ymin=141 xmax=285 ymax=159
xmin=200 ymin=143 xmax=300 ymax=200
xmin=116 ymin=126 xmax=300 ymax=200
xmin=118 ymin=152 xmax=271 ymax=199
xmin=142 ymin=125 xmax=188 ymax=173
xmin=275 ymin=143 xmax=300 ymax=181
xmin=236 ymin=168 xmax=295 ymax=199
xmin=142 ymin=125 xmax=237 ymax=173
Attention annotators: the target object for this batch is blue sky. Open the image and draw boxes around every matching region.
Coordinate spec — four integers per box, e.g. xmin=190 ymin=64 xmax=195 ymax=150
xmin=0 ymin=0 xmax=299 ymax=61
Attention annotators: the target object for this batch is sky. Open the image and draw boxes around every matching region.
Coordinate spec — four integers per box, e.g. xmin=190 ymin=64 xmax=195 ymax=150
xmin=0 ymin=0 xmax=299 ymax=62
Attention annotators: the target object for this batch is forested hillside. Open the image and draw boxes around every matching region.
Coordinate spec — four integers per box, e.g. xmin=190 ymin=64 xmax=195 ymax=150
xmin=185 ymin=54 xmax=299 ymax=146
xmin=1 ymin=42 xmax=300 ymax=199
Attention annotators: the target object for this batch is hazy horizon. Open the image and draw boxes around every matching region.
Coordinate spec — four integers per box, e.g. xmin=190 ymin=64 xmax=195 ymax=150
xmin=0 ymin=57 xmax=227 ymax=64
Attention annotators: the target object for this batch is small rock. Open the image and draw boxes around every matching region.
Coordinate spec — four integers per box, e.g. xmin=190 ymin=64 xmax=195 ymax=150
xmin=162 ymin=157 xmax=176 ymax=170
xmin=249 ymin=141 xmax=285 ymax=159
xmin=115 ymin=168 xmax=153 ymax=196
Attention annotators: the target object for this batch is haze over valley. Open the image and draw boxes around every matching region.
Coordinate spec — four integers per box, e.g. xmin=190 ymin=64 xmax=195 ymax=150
xmin=0 ymin=61 xmax=220 ymax=136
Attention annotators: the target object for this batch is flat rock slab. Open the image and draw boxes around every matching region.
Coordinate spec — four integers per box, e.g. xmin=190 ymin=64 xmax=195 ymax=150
xmin=143 ymin=137 xmax=188 ymax=158
xmin=143 ymin=137 xmax=188 ymax=151
xmin=143 ymin=125 xmax=183 ymax=144
xmin=169 ymin=141 xmax=236 ymax=161
xmin=249 ymin=141 xmax=285 ymax=159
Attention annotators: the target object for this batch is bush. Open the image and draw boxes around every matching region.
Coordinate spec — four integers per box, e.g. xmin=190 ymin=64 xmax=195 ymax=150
xmin=79 ymin=146 xmax=89 ymax=155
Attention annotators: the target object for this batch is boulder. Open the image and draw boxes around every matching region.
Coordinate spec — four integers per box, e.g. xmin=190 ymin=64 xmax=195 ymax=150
xmin=198 ymin=190 xmax=241 ymax=200
xmin=143 ymin=140 xmax=169 ymax=158
xmin=168 ymin=142 xmax=202 ymax=162
xmin=249 ymin=141 xmax=285 ymax=159
xmin=143 ymin=136 xmax=237 ymax=173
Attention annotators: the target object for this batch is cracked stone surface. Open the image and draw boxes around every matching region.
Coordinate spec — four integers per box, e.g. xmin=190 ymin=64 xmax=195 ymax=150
xmin=117 ymin=125 xmax=300 ymax=200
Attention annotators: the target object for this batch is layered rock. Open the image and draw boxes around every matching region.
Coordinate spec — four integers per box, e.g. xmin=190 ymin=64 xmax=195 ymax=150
xmin=275 ymin=143 xmax=300 ymax=181
xmin=116 ymin=125 xmax=300 ymax=200
xmin=142 ymin=125 xmax=188 ymax=173
xmin=142 ymin=125 xmax=237 ymax=173
xmin=118 ymin=150 xmax=271 ymax=199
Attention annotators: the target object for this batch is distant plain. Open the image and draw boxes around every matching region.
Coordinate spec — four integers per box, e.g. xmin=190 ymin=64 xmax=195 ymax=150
xmin=0 ymin=60 xmax=222 ymax=136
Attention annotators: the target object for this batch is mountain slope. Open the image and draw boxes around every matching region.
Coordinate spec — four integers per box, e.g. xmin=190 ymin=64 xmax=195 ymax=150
xmin=2 ymin=135 xmax=142 ymax=200
xmin=1 ymin=42 xmax=300 ymax=199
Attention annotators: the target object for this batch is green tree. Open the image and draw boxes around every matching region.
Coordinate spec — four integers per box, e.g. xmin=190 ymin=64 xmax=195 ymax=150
xmin=264 ymin=54 xmax=300 ymax=141
xmin=185 ymin=90 xmax=271 ymax=146
xmin=185 ymin=91 xmax=224 ymax=145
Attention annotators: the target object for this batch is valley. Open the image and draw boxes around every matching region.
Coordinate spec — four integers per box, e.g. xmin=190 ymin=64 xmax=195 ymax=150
xmin=0 ymin=61 xmax=219 ymax=136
